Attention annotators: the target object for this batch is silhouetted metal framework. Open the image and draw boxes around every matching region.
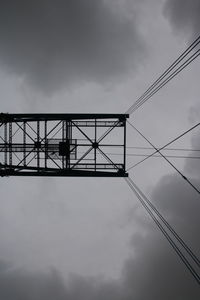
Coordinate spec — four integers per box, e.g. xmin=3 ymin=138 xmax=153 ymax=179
xmin=0 ymin=113 xmax=128 ymax=177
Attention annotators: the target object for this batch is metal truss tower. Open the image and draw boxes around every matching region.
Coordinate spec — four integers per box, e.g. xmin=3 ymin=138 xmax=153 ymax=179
xmin=0 ymin=113 xmax=128 ymax=177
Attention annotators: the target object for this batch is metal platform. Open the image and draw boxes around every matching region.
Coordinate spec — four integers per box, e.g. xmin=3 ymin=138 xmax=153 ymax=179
xmin=0 ymin=113 xmax=128 ymax=177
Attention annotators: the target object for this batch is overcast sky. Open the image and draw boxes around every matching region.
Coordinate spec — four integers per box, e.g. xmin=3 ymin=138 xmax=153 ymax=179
xmin=0 ymin=0 xmax=200 ymax=299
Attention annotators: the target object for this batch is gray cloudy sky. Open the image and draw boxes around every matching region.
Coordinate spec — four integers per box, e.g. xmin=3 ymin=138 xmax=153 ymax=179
xmin=0 ymin=0 xmax=144 ymax=94
xmin=0 ymin=0 xmax=200 ymax=299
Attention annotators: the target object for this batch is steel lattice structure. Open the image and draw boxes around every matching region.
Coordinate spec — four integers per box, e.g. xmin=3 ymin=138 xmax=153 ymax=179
xmin=0 ymin=113 xmax=128 ymax=177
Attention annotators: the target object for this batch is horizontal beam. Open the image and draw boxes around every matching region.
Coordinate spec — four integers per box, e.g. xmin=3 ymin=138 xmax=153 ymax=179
xmin=0 ymin=169 xmax=128 ymax=177
xmin=0 ymin=113 xmax=129 ymax=122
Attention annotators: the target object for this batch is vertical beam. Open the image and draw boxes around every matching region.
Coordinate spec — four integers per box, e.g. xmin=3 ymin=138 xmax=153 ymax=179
xmin=124 ymin=120 xmax=126 ymax=171
xmin=37 ymin=121 xmax=40 ymax=169
xmin=62 ymin=120 xmax=65 ymax=169
xmin=65 ymin=121 xmax=68 ymax=169
xmin=23 ymin=121 xmax=26 ymax=166
xmin=68 ymin=121 xmax=72 ymax=169
xmin=94 ymin=120 xmax=97 ymax=171
xmin=9 ymin=122 xmax=12 ymax=165
xmin=4 ymin=123 xmax=7 ymax=165
xmin=44 ymin=120 xmax=47 ymax=169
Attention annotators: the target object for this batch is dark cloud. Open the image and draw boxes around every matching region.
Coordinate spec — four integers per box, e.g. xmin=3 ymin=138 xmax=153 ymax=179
xmin=0 ymin=265 xmax=67 ymax=300
xmin=122 ymin=129 xmax=200 ymax=299
xmin=120 ymin=125 xmax=200 ymax=299
xmin=164 ymin=0 xmax=200 ymax=40
xmin=0 ymin=262 xmax=126 ymax=300
xmin=0 ymin=0 xmax=145 ymax=93
xmin=1 ymin=176 xmax=200 ymax=300
xmin=1 ymin=129 xmax=200 ymax=299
